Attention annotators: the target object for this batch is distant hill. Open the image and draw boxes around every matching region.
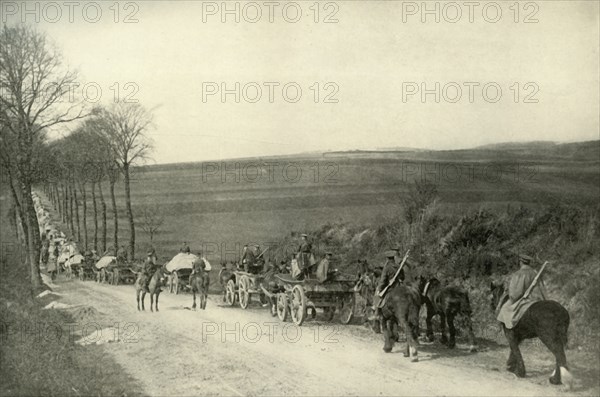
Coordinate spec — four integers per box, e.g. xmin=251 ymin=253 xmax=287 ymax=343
xmin=471 ymin=140 xmax=600 ymax=161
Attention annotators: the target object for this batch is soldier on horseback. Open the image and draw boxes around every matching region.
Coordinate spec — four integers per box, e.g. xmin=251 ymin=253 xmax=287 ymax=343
xmin=496 ymin=254 xmax=548 ymax=329
xmin=142 ymin=249 xmax=157 ymax=291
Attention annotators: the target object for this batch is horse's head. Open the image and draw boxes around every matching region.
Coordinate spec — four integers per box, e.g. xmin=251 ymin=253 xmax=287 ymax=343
xmin=490 ymin=281 xmax=505 ymax=312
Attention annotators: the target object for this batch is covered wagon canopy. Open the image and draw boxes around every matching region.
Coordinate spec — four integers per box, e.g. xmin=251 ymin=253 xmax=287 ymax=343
xmin=165 ymin=253 xmax=212 ymax=272
xmin=95 ymin=256 xmax=116 ymax=269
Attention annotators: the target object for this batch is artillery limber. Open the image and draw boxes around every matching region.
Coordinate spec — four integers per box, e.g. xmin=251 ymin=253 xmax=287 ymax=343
xmin=224 ymin=271 xmax=270 ymax=309
xmin=262 ymin=271 xmax=358 ymax=326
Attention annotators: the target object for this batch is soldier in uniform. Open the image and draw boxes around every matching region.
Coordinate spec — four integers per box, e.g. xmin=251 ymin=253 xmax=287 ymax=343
xmin=297 ymin=234 xmax=312 ymax=278
xmin=116 ymin=245 xmax=128 ymax=265
xmin=497 ymin=254 xmax=547 ymax=330
xmin=316 ymin=252 xmax=333 ymax=283
xmin=142 ymin=249 xmax=157 ymax=291
xmin=190 ymin=253 xmax=206 ymax=276
xmin=180 ymin=242 xmax=191 ymax=254
xmin=390 ymin=247 xmax=414 ymax=284
xmin=242 ymin=244 xmax=256 ymax=273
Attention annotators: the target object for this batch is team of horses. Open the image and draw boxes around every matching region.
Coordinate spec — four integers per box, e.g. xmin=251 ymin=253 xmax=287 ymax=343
xmin=354 ymin=269 xmax=572 ymax=389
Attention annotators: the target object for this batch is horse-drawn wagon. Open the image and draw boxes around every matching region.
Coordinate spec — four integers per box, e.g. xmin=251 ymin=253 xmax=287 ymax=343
xmin=95 ymin=255 xmax=116 ymax=283
xmin=224 ymin=270 xmax=271 ymax=309
xmin=263 ymin=272 xmax=357 ymax=326
xmin=165 ymin=253 xmax=211 ymax=294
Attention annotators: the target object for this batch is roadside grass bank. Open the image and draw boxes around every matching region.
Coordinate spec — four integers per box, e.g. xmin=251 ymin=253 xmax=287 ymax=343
xmin=0 ymin=200 xmax=144 ymax=396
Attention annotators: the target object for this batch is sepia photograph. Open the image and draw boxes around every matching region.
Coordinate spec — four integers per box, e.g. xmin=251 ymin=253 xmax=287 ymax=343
xmin=0 ymin=1 xmax=598 ymax=396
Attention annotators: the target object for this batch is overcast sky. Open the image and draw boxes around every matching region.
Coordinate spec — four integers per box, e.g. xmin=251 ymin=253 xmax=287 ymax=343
xmin=3 ymin=1 xmax=599 ymax=164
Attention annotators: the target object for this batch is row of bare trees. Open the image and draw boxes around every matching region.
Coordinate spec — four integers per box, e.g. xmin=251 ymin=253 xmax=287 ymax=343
xmin=0 ymin=24 xmax=154 ymax=290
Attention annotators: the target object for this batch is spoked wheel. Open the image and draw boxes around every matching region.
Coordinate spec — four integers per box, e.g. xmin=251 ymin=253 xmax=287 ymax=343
xmin=290 ymin=285 xmax=307 ymax=326
xmin=225 ymin=279 xmax=236 ymax=306
xmin=239 ymin=276 xmax=251 ymax=309
xmin=276 ymin=293 xmax=288 ymax=322
xmin=168 ymin=275 xmax=174 ymax=293
xmin=339 ymin=294 xmax=355 ymax=325
xmin=324 ymin=306 xmax=336 ymax=321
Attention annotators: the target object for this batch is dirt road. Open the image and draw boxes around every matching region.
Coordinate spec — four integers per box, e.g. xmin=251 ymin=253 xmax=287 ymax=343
xmin=42 ymin=277 xmax=593 ymax=397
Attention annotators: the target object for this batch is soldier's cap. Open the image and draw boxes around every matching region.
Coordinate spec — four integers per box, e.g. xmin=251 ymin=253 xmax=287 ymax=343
xmin=519 ymin=254 xmax=533 ymax=264
xmin=385 ymin=250 xmax=396 ymax=258
xmin=325 ymin=252 xmax=333 ymax=256
xmin=280 ymin=260 xmax=287 ymax=265
xmin=390 ymin=247 xmax=401 ymax=252
xmin=301 ymin=233 xmax=308 ymax=237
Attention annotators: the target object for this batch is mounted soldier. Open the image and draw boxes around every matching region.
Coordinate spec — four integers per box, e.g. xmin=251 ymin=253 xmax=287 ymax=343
xmin=142 ymin=249 xmax=158 ymax=291
xmin=496 ymin=254 xmax=548 ymax=329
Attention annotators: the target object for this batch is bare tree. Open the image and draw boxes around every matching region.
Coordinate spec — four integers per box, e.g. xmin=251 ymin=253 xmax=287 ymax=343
xmin=140 ymin=205 xmax=165 ymax=243
xmin=0 ymin=25 xmax=88 ymax=289
xmin=97 ymin=103 xmax=153 ymax=260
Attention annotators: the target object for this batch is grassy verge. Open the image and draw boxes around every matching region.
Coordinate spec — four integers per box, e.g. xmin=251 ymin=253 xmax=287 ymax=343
xmin=0 ymin=201 xmax=144 ymax=396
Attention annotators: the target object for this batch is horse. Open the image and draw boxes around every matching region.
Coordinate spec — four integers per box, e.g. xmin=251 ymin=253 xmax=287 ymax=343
xmin=490 ymin=282 xmax=573 ymax=389
xmin=376 ymin=281 xmax=422 ymax=361
xmin=135 ymin=268 xmax=168 ymax=312
xmin=418 ymin=277 xmax=477 ymax=352
xmin=190 ymin=268 xmax=210 ymax=310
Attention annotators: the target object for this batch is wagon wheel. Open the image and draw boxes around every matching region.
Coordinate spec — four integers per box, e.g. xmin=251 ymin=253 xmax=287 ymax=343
xmin=290 ymin=285 xmax=307 ymax=326
xmin=168 ymin=275 xmax=174 ymax=293
xmin=239 ymin=275 xmax=251 ymax=309
xmin=339 ymin=294 xmax=355 ymax=325
xmin=225 ymin=280 xmax=236 ymax=306
xmin=324 ymin=306 xmax=336 ymax=321
xmin=276 ymin=293 xmax=288 ymax=322
xmin=173 ymin=272 xmax=180 ymax=295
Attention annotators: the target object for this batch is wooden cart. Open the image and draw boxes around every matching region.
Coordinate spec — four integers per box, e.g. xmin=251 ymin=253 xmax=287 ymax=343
xmin=224 ymin=271 xmax=269 ymax=309
xmin=265 ymin=273 xmax=357 ymax=326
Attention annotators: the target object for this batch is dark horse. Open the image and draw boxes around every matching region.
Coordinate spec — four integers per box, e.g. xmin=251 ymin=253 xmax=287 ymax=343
xmin=190 ymin=268 xmax=210 ymax=310
xmin=418 ymin=277 xmax=477 ymax=352
xmin=135 ymin=268 xmax=168 ymax=312
xmin=377 ymin=282 xmax=422 ymax=361
xmin=490 ymin=282 xmax=573 ymax=389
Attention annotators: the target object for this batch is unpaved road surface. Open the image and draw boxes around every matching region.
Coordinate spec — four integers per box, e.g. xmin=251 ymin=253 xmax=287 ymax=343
xmin=49 ymin=278 xmax=592 ymax=396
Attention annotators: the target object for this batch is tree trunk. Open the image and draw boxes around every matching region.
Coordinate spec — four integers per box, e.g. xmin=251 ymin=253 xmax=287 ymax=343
xmin=73 ymin=181 xmax=81 ymax=243
xmin=123 ymin=163 xmax=135 ymax=261
xmin=110 ymin=179 xmax=118 ymax=251
xmin=21 ymin=180 xmax=42 ymax=289
xmin=91 ymin=181 xmax=98 ymax=251
xmin=61 ymin=183 xmax=67 ymax=224
xmin=68 ymin=183 xmax=74 ymax=234
xmin=54 ymin=184 xmax=60 ymax=215
xmin=80 ymin=182 xmax=88 ymax=249
xmin=98 ymin=182 xmax=107 ymax=253
xmin=6 ymin=168 xmax=29 ymax=249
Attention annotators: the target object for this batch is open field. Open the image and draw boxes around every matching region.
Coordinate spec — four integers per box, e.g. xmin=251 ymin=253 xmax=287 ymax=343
xmin=66 ymin=142 xmax=600 ymax=265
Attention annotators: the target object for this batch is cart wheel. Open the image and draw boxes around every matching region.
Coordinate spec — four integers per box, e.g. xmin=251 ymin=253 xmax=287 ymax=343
xmin=168 ymin=275 xmax=174 ymax=293
xmin=276 ymin=293 xmax=288 ymax=322
xmin=113 ymin=269 xmax=120 ymax=285
xmin=290 ymin=285 xmax=307 ymax=326
xmin=173 ymin=273 xmax=179 ymax=295
xmin=239 ymin=275 xmax=250 ymax=309
xmin=309 ymin=307 xmax=317 ymax=319
xmin=225 ymin=280 xmax=236 ymax=306
xmin=340 ymin=294 xmax=355 ymax=325
xmin=325 ymin=307 xmax=336 ymax=321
